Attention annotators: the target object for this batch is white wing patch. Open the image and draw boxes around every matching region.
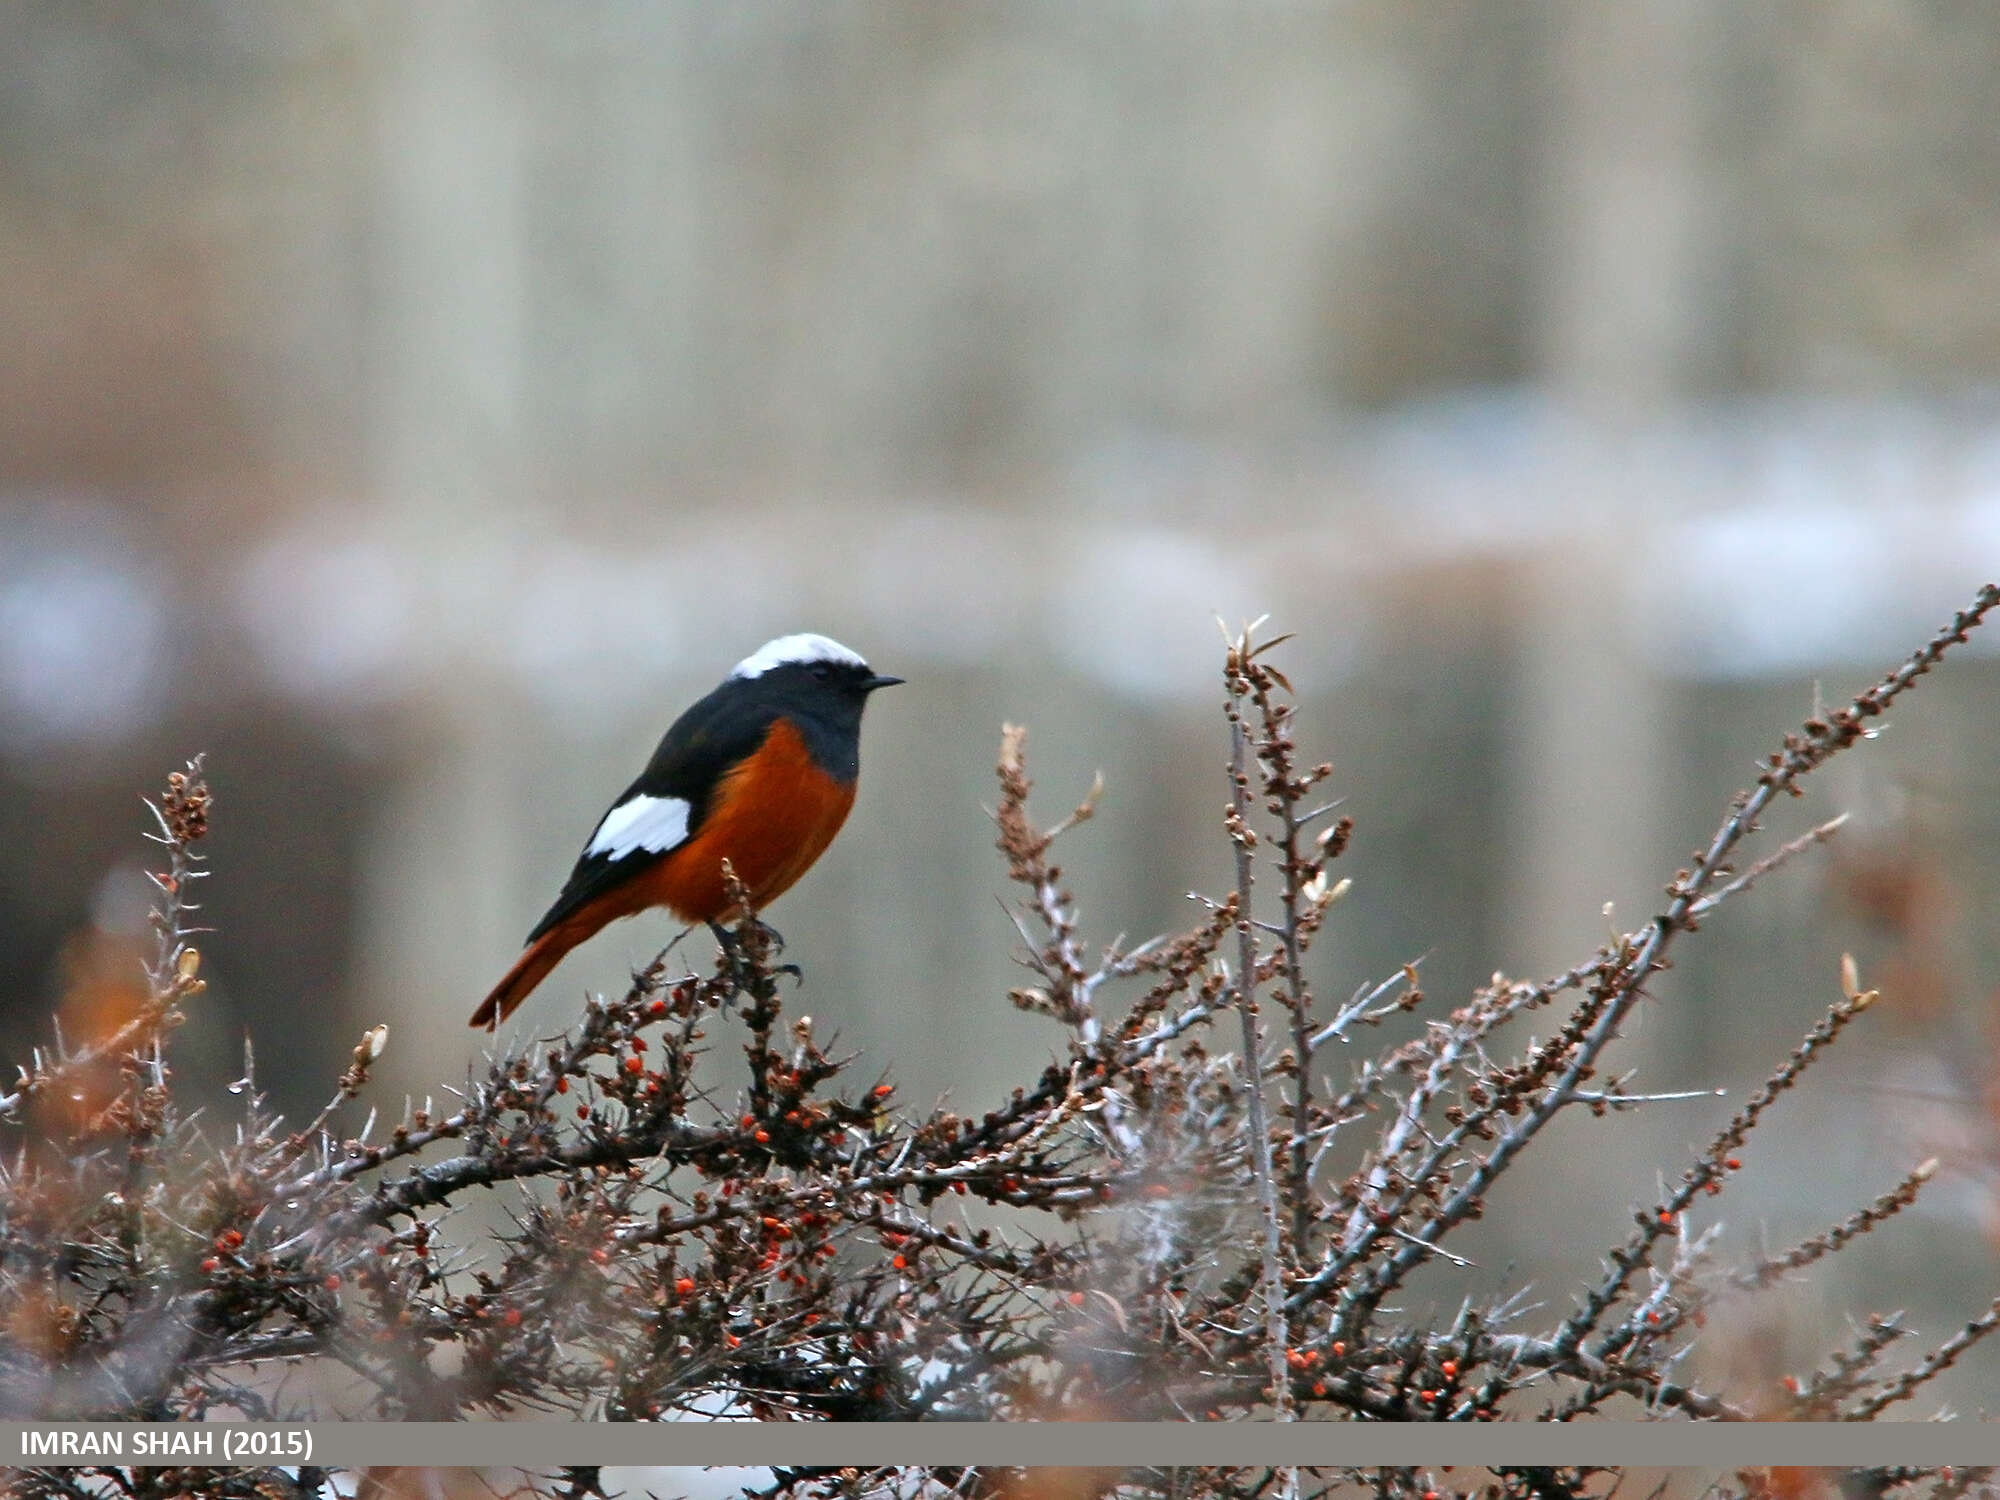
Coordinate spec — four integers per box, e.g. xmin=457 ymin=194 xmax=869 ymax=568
xmin=729 ymin=632 xmax=868 ymax=680
xmin=585 ymin=794 xmax=691 ymax=861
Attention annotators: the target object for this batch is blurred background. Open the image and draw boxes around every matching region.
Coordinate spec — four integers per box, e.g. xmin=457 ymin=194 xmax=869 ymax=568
xmin=4 ymin=1 xmax=2000 ymax=1416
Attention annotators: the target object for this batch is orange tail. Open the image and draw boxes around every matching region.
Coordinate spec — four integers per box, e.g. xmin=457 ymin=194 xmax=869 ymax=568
xmin=471 ymin=922 xmax=588 ymax=1030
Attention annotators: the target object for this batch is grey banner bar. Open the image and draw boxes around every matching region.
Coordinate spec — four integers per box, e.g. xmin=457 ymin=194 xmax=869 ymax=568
xmin=6 ymin=1422 xmax=2000 ymax=1471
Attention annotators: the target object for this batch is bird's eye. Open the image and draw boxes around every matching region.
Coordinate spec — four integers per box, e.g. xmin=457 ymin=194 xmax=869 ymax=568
xmin=810 ymin=662 xmax=833 ymax=681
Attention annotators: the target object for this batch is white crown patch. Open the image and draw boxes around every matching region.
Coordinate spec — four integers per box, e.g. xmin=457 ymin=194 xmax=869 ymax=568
xmin=729 ymin=633 xmax=869 ymax=681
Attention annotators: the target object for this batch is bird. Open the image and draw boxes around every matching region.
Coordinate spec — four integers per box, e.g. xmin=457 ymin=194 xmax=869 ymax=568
xmin=471 ymin=633 xmax=901 ymax=1028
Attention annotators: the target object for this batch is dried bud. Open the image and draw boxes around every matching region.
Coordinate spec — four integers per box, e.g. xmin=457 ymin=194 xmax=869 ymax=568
xmin=357 ymin=1024 xmax=389 ymax=1064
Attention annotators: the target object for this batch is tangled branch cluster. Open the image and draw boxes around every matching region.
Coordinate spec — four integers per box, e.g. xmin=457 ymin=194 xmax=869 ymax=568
xmin=6 ymin=587 xmax=2000 ymax=1500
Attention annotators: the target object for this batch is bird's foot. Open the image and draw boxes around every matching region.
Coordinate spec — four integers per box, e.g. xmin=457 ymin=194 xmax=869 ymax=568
xmin=708 ymin=917 xmax=797 ymax=986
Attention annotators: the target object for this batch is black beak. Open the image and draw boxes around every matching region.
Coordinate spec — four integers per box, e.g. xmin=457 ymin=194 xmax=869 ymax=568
xmin=863 ymin=674 xmax=904 ymax=692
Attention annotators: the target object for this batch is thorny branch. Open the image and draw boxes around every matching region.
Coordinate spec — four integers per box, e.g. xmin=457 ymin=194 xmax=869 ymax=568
xmin=5 ymin=586 xmax=2000 ymax=1500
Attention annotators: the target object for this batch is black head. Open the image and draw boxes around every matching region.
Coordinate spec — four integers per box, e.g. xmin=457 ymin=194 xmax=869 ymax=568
xmin=726 ymin=633 xmax=901 ymax=722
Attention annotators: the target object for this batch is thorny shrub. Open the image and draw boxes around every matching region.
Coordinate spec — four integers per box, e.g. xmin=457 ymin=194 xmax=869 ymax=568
xmin=5 ymin=587 xmax=2000 ymax=1500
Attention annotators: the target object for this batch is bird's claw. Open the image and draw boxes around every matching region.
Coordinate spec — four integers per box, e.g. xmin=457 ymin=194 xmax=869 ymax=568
xmin=708 ymin=918 xmax=794 ymax=983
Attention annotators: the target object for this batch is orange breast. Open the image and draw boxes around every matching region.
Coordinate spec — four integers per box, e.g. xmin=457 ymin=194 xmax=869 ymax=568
xmin=636 ymin=717 xmax=857 ymax=924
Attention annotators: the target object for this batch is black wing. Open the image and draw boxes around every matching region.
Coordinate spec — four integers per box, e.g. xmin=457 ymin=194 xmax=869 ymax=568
xmin=524 ymin=680 xmax=780 ymax=943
